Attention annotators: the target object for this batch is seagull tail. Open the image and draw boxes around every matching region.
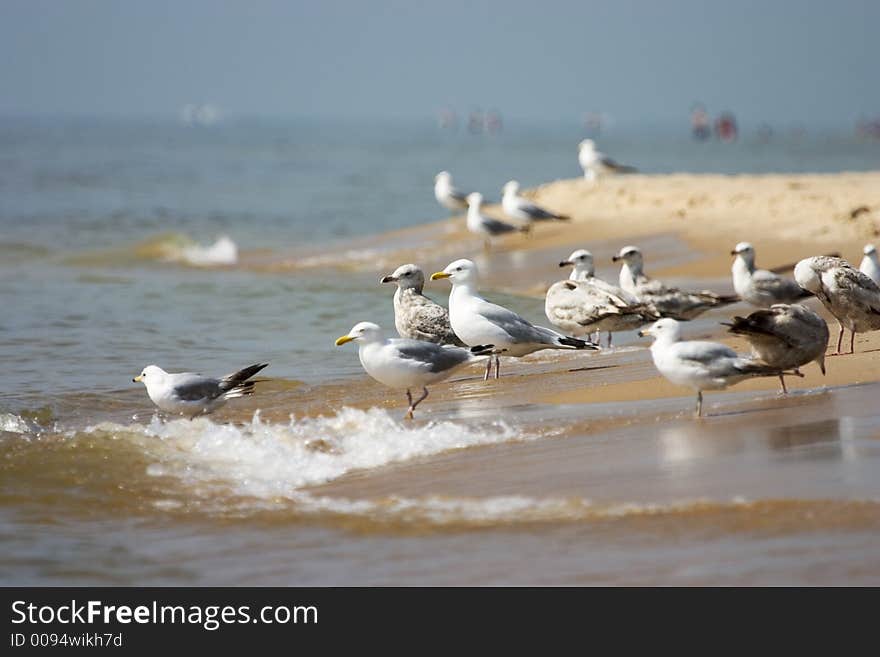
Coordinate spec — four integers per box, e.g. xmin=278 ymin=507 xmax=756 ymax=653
xmin=714 ymin=293 xmax=740 ymax=305
xmin=735 ymin=361 xmax=804 ymax=379
xmin=723 ymin=315 xmax=777 ymax=339
xmin=557 ymin=336 xmax=599 ymax=350
xmin=219 ymin=362 xmax=270 ymax=397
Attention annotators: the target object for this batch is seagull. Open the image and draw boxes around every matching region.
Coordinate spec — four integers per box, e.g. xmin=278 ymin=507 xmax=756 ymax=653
xmin=133 ymin=363 xmax=268 ymax=418
xmin=613 ymin=245 xmax=738 ymax=320
xmin=578 ymin=139 xmax=637 ymax=182
xmin=794 ymin=255 xmax=880 ymax=354
xmin=860 ymin=244 xmax=880 ymax=286
xmin=730 ymin=242 xmax=811 ymax=307
xmin=466 ymin=192 xmax=526 ymax=250
xmin=638 ymin=318 xmax=793 ymax=417
xmin=545 ymin=278 xmax=657 ymax=347
xmin=724 ymin=304 xmax=829 ymax=393
xmin=380 ymin=263 xmax=465 ymax=346
xmin=335 ymin=321 xmax=492 ymax=418
xmin=501 ymin=180 xmax=569 ymax=228
xmin=434 ymin=171 xmax=469 ymax=213
xmin=431 ymin=259 xmax=597 ymax=379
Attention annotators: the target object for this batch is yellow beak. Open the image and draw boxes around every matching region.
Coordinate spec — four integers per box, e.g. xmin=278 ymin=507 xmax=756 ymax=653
xmin=133 ymin=374 xmax=143 ymax=382
xmin=430 ymin=271 xmax=451 ymax=280
xmin=335 ymin=335 xmax=355 ymax=346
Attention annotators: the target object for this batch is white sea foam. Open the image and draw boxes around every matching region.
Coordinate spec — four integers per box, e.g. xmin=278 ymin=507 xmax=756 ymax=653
xmin=0 ymin=413 xmax=31 ymax=434
xmin=85 ymin=407 xmax=529 ymax=500
xmin=175 ymin=234 xmax=238 ymax=266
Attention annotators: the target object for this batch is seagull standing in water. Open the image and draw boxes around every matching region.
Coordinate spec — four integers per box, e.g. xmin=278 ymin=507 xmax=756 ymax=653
xmin=730 ymin=242 xmax=810 ymax=307
xmin=501 ymin=180 xmax=570 ymax=229
xmin=434 ymin=171 xmax=470 ymax=213
xmin=466 ymin=192 xmax=526 ymax=250
xmin=578 ymin=139 xmax=637 ymax=182
xmin=133 ymin=363 xmax=268 ymax=418
xmin=794 ymin=256 xmax=880 ymax=354
xmin=380 ymin=263 xmax=465 ymax=346
xmin=859 ymin=244 xmax=880 ymax=286
xmin=639 ymin=318 xmax=793 ymax=417
xmin=431 ymin=259 xmax=597 ymax=380
xmin=335 ymin=322 xmax=492 ymax=418
xmin=724 ymin=303 xmax=829 ymax=393
xmin=613 ymin=245 xmax=738 ymax=320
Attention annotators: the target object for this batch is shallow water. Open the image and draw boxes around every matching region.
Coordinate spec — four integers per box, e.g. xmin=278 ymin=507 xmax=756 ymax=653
xmin=2 ymin=117 xmax=880 ymax=585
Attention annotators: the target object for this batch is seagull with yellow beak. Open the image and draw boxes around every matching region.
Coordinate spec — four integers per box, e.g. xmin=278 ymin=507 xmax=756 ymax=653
xmin=335 ymin=321 xmax=493 ymax=418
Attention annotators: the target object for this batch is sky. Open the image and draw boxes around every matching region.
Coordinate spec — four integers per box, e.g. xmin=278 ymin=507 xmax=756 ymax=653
xmin=1 ymin=0 xmax=878 ymax=126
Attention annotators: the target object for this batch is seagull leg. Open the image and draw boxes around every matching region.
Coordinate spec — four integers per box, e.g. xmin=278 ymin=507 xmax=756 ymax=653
xmin=405 ymin=389 xmax=414 ymax=420
xmin=483 ymin=239 xmax=491 ymax=253
xmin=695 ymin=391 xmax=703 ymax=418
xmin=494 ymin=354 xmax=501 ymax=379
xmin=408 ymin=387 xmax=429 ymax=417
xmin=850 ymin=330 xmax=856 ymax=354
xmin=483 ymin=356 xmax=492 ymax=381
xmin=835 ymin=321 xmax=845 ymax=354
xmin=607 ymin=332 xmax=613 ymax=348
xmin=779 ymin=374 xmax=788 ymax=394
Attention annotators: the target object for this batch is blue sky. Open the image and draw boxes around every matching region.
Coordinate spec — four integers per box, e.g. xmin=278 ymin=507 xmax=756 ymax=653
xmin=1 ymin=0 xmax=877 ymax=126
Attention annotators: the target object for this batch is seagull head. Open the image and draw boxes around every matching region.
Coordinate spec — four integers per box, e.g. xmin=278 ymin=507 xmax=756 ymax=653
xmin=731 ymin=241 xmax=754 ymax=257
xmin=431 ymin=258 xmax=478 ymax=286
xmin=578 ymin=139 xmax=595 ymax=151
xmin=502 ymin=180 xmax=519 ymax=197
xmin=793 ymin=258 xmax=821 ymax=294
xmin=435 ymin=171 xmax=451 ymax=184
xmin=133 ymin=364 xmax=165 ymax=384
xmin=612 ymin=245 xmax=642 ymax=265
xmin=336 ymin=322 xmax=383 ymax=346
xmin=466 ymin=192 xmax=483 ymax=207
xmin=864 ymin=244 xmax=877 ymax=257
xmin=638 ymin=318 xmax=681 ymax=341
xmin=380 ymin=264 xmax=425 ymax=291
xmin=559 ymin=249 xmax=594 ymax=276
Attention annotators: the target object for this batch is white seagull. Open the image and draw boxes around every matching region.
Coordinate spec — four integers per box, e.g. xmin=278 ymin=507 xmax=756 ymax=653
xmin=730 ymin=242 xmax=810 ymax=307
xmin=380 ymin=263 xmax=465 ymax=346
xmin=794 ymin=256 xmax=880 ymax=354
xmin=613 ymin=245 xmax=738 ymax=320
xmin=501 ymin=180 xmax=569 ymax=228
xmin=133 ymin=363 xmax=268 ymax=417
xmin=434 ymin=171 xmax=470 ymax=213
xmin=466 ymin=192 xmax=526 ymax=250
xmin=639 ymin=318 xmax=792 ymax=417
xmin=431 ymin=259 xmax=597 ymax=379
xmin=859 ymin=244 xmax=880 ymax=286
xmin=578 ymin=139 xmax=637 ymax=182
xmin=724 ymin=303 xmax=829 ymax=393
xmin=335 ymin=321 xmax=492 ymax=418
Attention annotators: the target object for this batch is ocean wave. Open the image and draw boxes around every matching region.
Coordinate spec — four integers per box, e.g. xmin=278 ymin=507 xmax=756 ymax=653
xmin=66 ymin=233 xmax=239 ymax=268
xmin=83 ymin=407 xmax=530 ymax=498
xmin=285 ymin=494 xmax=880 ymax=530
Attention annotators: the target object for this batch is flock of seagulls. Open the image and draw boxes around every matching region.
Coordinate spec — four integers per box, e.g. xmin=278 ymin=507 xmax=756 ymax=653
xmin=132 ymin=140 xmax=880 ymax=421
xmin=435 ymin=172 xmax=568 ymax=250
